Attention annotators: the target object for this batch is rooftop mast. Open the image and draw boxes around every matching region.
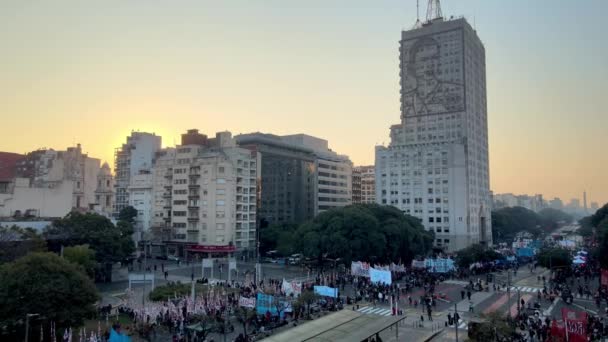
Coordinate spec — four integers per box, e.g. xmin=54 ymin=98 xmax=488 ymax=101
xmin=426 ymin=0 xmax=443 ymax=22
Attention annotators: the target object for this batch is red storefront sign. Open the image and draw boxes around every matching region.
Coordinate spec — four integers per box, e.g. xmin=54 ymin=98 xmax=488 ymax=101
xmin=185 ymin=244 xmax=236 ymax=253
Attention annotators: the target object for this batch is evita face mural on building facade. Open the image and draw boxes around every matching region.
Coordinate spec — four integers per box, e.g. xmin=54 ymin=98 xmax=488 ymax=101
xmin=401 ymin=29 xmax=465 ymax=117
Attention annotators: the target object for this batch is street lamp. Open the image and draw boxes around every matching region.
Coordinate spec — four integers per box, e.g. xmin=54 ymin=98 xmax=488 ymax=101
xmin=24 ymin=313 xmax=39 ymax=342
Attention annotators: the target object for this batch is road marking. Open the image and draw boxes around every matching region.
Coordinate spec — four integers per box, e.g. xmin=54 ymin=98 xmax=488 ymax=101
xmin=572 ymin=303 xmax=597 ymax=315
xmin=544 ymin=297 xmax=560 ymax=316
xmin=358 ymin=307 xmax=373 ymax=313
xmin=483 ymin=293 xmax=509 ymax=314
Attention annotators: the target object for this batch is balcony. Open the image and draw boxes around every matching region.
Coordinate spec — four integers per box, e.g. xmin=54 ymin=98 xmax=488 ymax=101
xmin=187 ymin=216 xmax=199 ymax=222
xmin=189 ymin=173 xmax=200 ymax=179
xmin=188 ymin=193 xmax=200 ymax=199
xmin=188 ymin=183 xmax=200 ymax=189
xmin=188 ymin=205 xmax=199 ymax=210
xmin=164 ymin=185 xmax=172 ymax=189
xmin=163 ymin=192 xmax=171 ymax=198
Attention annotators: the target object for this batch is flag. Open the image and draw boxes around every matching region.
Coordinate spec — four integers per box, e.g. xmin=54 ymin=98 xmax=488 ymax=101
xmin=549 ymin=319 xmax=566 ymax=342
xmin=561 ymin=307 xmax=587 ymax=342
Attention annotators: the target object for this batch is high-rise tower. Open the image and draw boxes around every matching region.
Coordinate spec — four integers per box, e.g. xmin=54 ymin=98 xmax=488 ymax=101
xmin=375 ymin=9 xmax=492 ymax=251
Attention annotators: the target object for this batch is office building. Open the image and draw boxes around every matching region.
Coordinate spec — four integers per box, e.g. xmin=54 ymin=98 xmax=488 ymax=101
xmin=236 ymin=133 xmax=352 ymax=225
xmin=375 ymin=14 xmax=492 ymax=251
xmin=114 ymin=132 xmax=161 ymax=216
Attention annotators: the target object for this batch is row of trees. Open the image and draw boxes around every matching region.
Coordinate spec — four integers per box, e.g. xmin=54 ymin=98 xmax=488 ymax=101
xmin=492 ymin=206 xmax=573 ymax=243
xmin=0 ymin=207 xmax=139 ymax=339
xmin=261 ymin=204 xmax=434 ymax=265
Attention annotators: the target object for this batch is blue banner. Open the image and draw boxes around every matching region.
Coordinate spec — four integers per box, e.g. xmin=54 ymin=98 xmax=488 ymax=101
xmin=516 ymin=247 xmax=534 ymax=257
xmin=369 ymin=268 xmax=392 ymax=285
xmin=314 ymin=286 xmax=338 ymax=298
xmin=424 ymin=258 xmax=455 ymax=273
xmin=256 ymin=293 xmax=289 ymax=317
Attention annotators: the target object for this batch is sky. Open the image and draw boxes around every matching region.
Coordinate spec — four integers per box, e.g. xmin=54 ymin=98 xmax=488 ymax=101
xmin=0 ymin=0 xmax=606 ymax=205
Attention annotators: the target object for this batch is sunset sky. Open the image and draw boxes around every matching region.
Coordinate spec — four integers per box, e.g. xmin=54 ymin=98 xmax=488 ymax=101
xmin=1 ymin=0 xmax=606 ymax=205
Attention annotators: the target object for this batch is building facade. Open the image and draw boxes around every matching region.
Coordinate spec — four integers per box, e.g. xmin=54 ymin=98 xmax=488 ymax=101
xmin=236 ymin=133 xmax=352 ymax=226
xmin=352 ymin=168 xmax=362 ymax=203
xmin=128 ymin=171 xmax=154 ymax=241
xmin=375 ymin=17 xmax=492 ymax=251
xmin=353 ymin=165 xmax=375 ymax=204
xmin=0 ymin=145 xmax=111 ymax=218
xmin=94 ymin=162 xmax=114 ymax=217
xmin=114 ymin=132 xmax=161 ymax=216
xmin=152 ymin=130 xmax=259 ymax=258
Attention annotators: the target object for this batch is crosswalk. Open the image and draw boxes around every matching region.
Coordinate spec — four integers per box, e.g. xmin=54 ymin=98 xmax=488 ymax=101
xmin=499 ymin=286 xmax=543 ymax=293
xmin=356 ymin=306 xmax=393 ymax=316
xmin=447 ymin=319 xmax=468 ymax=330
xmin=443 ymin=280 xmax=470 ymax=286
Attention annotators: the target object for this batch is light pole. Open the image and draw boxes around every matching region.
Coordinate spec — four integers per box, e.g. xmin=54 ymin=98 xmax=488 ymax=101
xmin=454 ymin=302 xmax=458 ymax=342
xmin=24 ymin=313 xmax=39 ymax=342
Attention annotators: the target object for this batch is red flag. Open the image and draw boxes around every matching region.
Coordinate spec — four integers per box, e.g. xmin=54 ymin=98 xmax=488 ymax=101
xmin=561 ymin=307 xmax=588 ymax=342
xmin=549 ymin=319 xmax=566 ymax=342
xmin=601 ymin=269 xmax=608 ymax=286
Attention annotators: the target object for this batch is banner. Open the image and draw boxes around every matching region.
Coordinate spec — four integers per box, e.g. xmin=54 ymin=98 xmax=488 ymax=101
xmin=561 ymin=307 xmax=588 ymax=342
xmin=390 ymin=263 xmax=406 ymax=273
xmin=239 ymin=296 xmax=256 ymax=308
xmin=424 ymin=258 xmax=455 ymax=273
xmin=229 ymin=259 xmax=237 ymax=271
xmin=411 ymin=260 xmax=426 ymax=269
xmin=256 ymin=293 xmax=288 ymax=317
xmin=369 ymin=268 xmax=392 ymax=285
xmin=351 ymin=261 xmax=370 ymax=277
xmin=282 ymin=279 xmax=302 ymax=297
xmin=602 ymin=269 xmax=608 ymax=287
xmin=314 ymin=286 xmax=338 ymax=298
xmin=516 ymin=247 xmax=534 ymax=257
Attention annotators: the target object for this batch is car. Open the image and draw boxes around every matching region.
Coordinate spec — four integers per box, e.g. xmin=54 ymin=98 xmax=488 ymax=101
xmin=167 ymin=255 xmax=180 ymax=262
xmin=155 ymin=255 xmax=168 ymax=260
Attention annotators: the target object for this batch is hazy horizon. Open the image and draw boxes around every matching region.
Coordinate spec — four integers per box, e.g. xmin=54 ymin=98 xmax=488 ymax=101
xmin=1 ymin=0 xmax=606 ymax=205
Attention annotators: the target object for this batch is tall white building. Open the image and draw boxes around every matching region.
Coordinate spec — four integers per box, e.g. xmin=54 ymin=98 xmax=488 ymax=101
xmin=128 ymin=171 xmax=154 ymax=241
xmin=376 ymin=15 xmax=492 ymax=251
xmin=151 ymin=130 xmax=259 ymax=259
xmin=114 ymin=132 xmax=161 ymax=216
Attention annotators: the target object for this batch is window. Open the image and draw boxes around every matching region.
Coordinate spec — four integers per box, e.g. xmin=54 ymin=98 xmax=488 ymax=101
xmin=217 ymin=178 xmax=226 ymax=184
xmin=77 ymin=181 xmax=81 ymax=189
xmin=218 ymin=166 xmax=225 ymax=173
xmin=429 ymin=217 xmax=434 ymax=223
xmin=217 ymin=189 xmax=226 ymax=195
xmin=173 ymin=211 xmax=186 ymax=216
xmin=216 ymin=211 xmax=225 ymax=218
xmin=216 ymin=223 xmax=225 ymax=230
xmin=216 ymin=235 xmax=225 ymax=243
xmin=216 ymin=200 xmax=225 ymax=206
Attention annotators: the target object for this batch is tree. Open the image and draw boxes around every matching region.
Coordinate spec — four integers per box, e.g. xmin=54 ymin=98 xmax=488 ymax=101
xmin=63 ymin=245 xmax=96 ymax=279
xmin=537 ymin=247 xmax=572 ymax=269
xmin=234 ymin=306 xmax=256 ymax=335
xmin=118 ymin=206 xmax=138 ymax=225
xmin=455 ymin=243 xmax=504 ymax=269
xmin=259 ymin=223 xmax=298 ymax=256
xmin=538 ymin=208 xmax=573 ymax=231
xmin=468 ymin=312 xmax=516 ymax=341
xmin=296 ymin=290 xmax=319 ymax=318
xmin=291 ymin=204 xmax=433 ymax=266
xmin=578 ymin=216 xmax=594 ymax=238
xmin=0 ymin=253 xmax=99 ymax=339
xmin=0 ymin=225 xmax=47 ymax=264
xmin=491 ymin=206 xmax=542 ymax=242
xmin=591 ymin=203 xmax=608 ymax=227
xmin=595 ymin=218 xmax=608 ymax=269
xmin=45 ymin=212 xmax=135 ymax=282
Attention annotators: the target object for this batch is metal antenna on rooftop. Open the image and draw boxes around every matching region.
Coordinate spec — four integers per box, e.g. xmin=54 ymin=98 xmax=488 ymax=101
xmin=413 ymin=0 xmax=422 ymax=28
xmin=426 ymin=0 xmax=443 ymax=22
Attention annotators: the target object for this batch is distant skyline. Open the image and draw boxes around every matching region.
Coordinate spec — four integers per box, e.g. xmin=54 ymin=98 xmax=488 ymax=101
xmin=1 ymin=1 xmax=606 ymax=205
